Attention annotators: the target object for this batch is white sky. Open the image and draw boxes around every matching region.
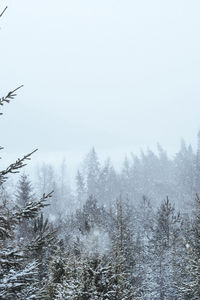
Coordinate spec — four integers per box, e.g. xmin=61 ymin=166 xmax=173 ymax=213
xmin=1 ymin=0 xmax=200 ymax=171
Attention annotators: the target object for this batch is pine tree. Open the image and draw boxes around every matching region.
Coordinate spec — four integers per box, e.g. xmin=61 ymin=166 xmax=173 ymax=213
xmin=108 ymin=232 xmax=135 ymax=300
xmin=120 ymin=156 xmax=133 ymax=199
xmin=84 ymin=148 xmax=101 ymax=199
xmin=30 ymin=212 xmax=56 ymax=281
xmin=76 ymin=169 xmax=86 ymax=207
xmin=108 ymin=197 xmax=141 ymax=298
xmin=16 ymin=173 xmax=35 ymax=207
xmin=15 ymin=173 xmax=35 ymax=239
xmin=177 ymin=194 xmax=200 ymax=299
xmin=47 ymin=245 xmax=111 ymax=299
xmin=174 ymin=140 xmax=196 ymax=209
xmin=0 ymin=188 xmax=53 ymax=299
xmin=98 ymin=158 xmax=119 ymax=207
xmin=147 ymin=198 xmax=181 ymax=299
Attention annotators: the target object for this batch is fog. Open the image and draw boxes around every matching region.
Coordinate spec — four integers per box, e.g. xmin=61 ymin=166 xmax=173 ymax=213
xmin=1 ymin=0 xmax=200 ymax=172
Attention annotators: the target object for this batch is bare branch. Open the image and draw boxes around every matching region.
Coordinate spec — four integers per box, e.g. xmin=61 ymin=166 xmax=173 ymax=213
xmin=0 ymin=6 xmax=8 ymax=18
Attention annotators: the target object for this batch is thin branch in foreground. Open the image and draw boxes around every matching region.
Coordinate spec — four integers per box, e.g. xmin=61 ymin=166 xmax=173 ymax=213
xmin=0 ymin=6 xmax=8 ymax=18
xmin=0 ymin=149 xmax=38 ymax=184
xmin=0 ymin=85 xmax=24 ymax=113
xmin=0 ymin=85 xmax=24 ymax=115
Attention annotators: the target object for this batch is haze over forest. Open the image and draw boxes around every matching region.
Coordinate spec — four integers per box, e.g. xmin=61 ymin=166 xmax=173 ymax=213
xmin=1 ymin=0 xmax=200 ymax=170
xmin=1 ymin=2 xmax=200 ymax=300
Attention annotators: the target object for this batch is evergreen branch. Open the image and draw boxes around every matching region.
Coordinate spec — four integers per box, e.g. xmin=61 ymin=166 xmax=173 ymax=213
xmin=0 ymin=149 xmax=38 ymax=184
xmin=15 ymin=191 xmax=54 ymax=220
xmin=0 ymin=6 xmax=8 ymax=18
xmin=28 ymin=230 xmax=57 ymax=251
xmin=0 ymin=85 xmax=24 ymax=114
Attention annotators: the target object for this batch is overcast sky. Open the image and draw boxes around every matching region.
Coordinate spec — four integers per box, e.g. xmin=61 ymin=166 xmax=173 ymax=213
xmin=1 ymin=0 xmax=200 ymax=170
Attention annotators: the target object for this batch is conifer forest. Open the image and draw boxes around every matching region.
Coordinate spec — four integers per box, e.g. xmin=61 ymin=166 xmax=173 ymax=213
xmin=1 ymin=3 xmax=200 ymax=300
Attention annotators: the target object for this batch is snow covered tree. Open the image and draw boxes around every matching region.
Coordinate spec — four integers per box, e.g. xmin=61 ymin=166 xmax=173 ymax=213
xmin=84 ymin=148 xmax=101 ymax=199
xmin=174 ymin=140 xmax=196 ymax=209
xmin=15 ymin=173 xmax=36 ymax=239
xmin=73 ymin=195 xmax=108 ymax=235
xmin=16 ymin=173 xmax=35 ymax=207
xmin=0 ymin=187 xmax=53 ymax=299
xmin=120 ymin=156 xmax=133 ymax=199
xmin=50 ymin=252 xmax=110 ymax=300
xmin=29 ymin=212 xmax=56 ymax=281
xmin=76 ymin=169 xmax=86 ymax=207
xmin=98 ymin=158 xmax=119 ymax=207
xmin=146 ymin=198 xmax=181 ymax=299
xmin=108 ymin=197 xmax=143 ymax=298
xmin=176 ymin=194 xmax=200 ymax=299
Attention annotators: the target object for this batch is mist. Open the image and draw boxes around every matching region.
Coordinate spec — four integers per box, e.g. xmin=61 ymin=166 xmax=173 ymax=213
xmin=1 ymin=0 xmax=200 ymax=165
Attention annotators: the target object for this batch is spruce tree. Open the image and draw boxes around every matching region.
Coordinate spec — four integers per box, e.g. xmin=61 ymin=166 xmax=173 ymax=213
xmin=76 ymin=169 xmax=86 ymax=207
xmin=147 ymin=198 xmax=181 ymax=299
xmin=16 ymin=174 xmax=35 ymax=207
xmin=177 ymin=194 xmax=200 ymax=299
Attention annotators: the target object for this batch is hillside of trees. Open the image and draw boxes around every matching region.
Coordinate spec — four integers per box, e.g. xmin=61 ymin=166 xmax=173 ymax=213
xmin=1 ymin=140 xmax=200 ymax=299
xmin=1 ymin=92 xmax=200 ymax=296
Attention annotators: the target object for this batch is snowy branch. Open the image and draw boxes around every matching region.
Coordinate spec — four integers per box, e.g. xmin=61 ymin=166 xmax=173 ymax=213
xmin=15 ymin=191 xmax=53 ymax=220
xmin=0 ymin=149 xmax=38 ymax=184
